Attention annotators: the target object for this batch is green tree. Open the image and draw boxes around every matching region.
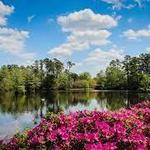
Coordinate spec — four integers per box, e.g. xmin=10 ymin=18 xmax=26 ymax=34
xmin=96 ymin=71 xmax=106 ymax=89
xmin=105 ymin=59 xmax=126 ymax=89
xmin=140 ymin=74 xmax=150 ymax=92
xmin=79 ymin=72 xmax=91 ymax=80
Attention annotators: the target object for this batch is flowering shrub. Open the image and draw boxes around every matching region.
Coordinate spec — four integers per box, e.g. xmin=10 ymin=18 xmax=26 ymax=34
xmin=0 ymin=101 xmax=150 ymax=150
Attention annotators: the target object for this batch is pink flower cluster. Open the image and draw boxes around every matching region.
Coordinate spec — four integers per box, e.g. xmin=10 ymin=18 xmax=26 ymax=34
xmin=0 ymin=101 xmax=150 ymax=150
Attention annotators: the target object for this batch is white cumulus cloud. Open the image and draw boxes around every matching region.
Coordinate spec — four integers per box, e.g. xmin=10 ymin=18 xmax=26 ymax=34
xmin=0 ymin=27 xmax=29 ymax=53
xmin=84 ymin=48 xmax=124 ymax=65
xmin=72 ymin=47 xmax=125 ymax=76
xmin=0 ymin=1 xmax=14 ymax=26
xmin=67 ymin=30 xmax=111 ymax=46
xmin=0 ymin=2 xmax=35 ymax=64
xmin=123 ymin=27 xmax=150 ymax=40
xmin=57 ymin=9 xmax=117 ymax=32
xmin=0 ymin=27 xmax=35 ymax=63
xmin=49 ymin=9 xmax=117 ymax=57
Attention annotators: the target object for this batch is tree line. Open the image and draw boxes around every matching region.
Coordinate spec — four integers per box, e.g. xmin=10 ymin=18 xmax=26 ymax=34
xmin=96 ymin=53 xmax=150 ymax=91
xmin=0 ymin=53 xmax=149 ymax=93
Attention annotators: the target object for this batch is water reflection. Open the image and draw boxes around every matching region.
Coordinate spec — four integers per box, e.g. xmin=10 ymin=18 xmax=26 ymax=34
xmin=0 ymin=91 xmax=149 ymax=139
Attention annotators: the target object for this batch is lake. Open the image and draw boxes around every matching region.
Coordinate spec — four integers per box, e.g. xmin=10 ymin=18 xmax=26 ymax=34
xmin=0 ymin=91 xmax=149 ymax=140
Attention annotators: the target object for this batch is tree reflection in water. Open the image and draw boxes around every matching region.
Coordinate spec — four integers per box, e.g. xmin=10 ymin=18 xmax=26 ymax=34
xmin=0 ymin=91 xmax=149 ymax=139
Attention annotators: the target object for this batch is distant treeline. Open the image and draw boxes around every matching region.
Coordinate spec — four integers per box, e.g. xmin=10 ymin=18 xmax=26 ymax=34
xmin=0 ymin=53 xmax=149 ymax=93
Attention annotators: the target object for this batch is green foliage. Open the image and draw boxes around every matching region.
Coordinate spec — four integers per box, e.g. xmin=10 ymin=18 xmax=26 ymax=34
xmin=96 ymin=71 xmax=106 ymax=89
xmin=57 ymin=73 xmax=69 ymax=90
xmin=105 ymin=60 xmax=126 ymax=89
xmin=95 ymin=53 xmax=150 ymax=91
xmin=79 ymin=72 xmax=91 ymax=80
xmin=0 ymin=53 xmax=149 ymax=93
xmin=140 ymin=74 xmax=150 ymax=92
xmin=73 ymin=80 xmax=89 ymax=88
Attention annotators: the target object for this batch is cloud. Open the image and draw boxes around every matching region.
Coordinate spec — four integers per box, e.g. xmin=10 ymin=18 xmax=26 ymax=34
xmin=0 ymin=2 xmax=35 ymax=64
xmin=49 ymin=41 xmax=89 ymax=57
xmin=84 ymin=48 xmax=124 ymax=65
xmin=58 ymin=9 xmax=117 ymax=32
xmin=27 ymin=15 xmax=35 ymax=23
xmin=133 ymin=0 xmax=149 ymax=7
xmin=101 ymin=0 xmax=148 ymax=10
xmin=146 ymin=47 xmax=150 ymax=53
xmin=68 ymin=30 xmax=111 ymax=46
xmin=0 ymin=1 xmax=14 ymax=26
xmin=49 ymin=9 xmax=117 ymax=57
xmin=0 ymin=3 xmax=26 ymax=54
xmin=134 ymin=0 xmax=142 ymax=7
xmin=123 ymin=27 xmax=150 ymax=40
xmin=72 ymin=47 xmax=125 ymax=76
xmin=0 ymin=27 xmax=29 ymax=53
xmin=101 ymin=0 xmax=124 ymax=9
xmin=0 ymin=27 xmax=35 ymax=64
xmin=16 ymin=52 xmax=36 ymax=65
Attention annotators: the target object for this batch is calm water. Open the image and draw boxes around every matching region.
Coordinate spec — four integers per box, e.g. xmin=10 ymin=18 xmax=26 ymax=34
xmin=0 ymin=91 xmax=149 ymax=139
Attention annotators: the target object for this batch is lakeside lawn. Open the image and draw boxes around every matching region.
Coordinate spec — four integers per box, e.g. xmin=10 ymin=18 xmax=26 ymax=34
xmin=0 ymin=101 xmax=150 ymax=150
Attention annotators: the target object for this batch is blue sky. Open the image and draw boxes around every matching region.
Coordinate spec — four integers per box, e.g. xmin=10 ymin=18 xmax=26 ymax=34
xmin=0 ymin=0 xmax=150 ymax=75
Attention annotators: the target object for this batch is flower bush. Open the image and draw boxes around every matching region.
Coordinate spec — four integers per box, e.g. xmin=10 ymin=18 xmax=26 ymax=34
xmin=0 ymin=101 xmax=150 ymax=150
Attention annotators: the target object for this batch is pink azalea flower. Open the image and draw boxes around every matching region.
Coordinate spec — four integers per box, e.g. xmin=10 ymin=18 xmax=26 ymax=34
xmin=1 ymin=101 xmax=149 ymax=149
xmin=85 ymin=143 xmax=102 ymax=150
xmin=103 ymin=142 xmax=117 ymax=150
xmin=61 ymin=132 xmax=69 ymax=141
xmin=76 ymin=133 xmax=85 ymax=140
xmin=136 ymin=144 xmax=147 ymax=150
xmin=85 ymin=133 xmax=99 ymax=142
xmin=29 ymin=135 xmax=43 ymax=145
xmin=47 ymin=131 xmax=57 ymax=142
xmin=129 ymin=133 xmax=147 ymax=144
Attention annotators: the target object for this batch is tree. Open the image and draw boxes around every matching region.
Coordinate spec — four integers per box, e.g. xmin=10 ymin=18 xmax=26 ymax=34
xmin=0 ymin=53 xmax=149 ymax=93
xmin=139 ymin=53 xmax=150 ymax=74
xmin=66 ymin=61 xmax=75 ymax=89
xmin=79 ymin=72 xmax=91 ymax=80
xmin=96 ymin=71 xmax=106 ymax=89
xmin=140 ymin=73 xmax=150 ymax=92
xmin=105 ymin=59 xmax=126 ymax=89
xmin=67 ymin=61 xmax=75 ymax=72
xmin=70 ymin=73 xmax=79 ymax=82
xmin=57 ymin=73 xmax=68 ymax=90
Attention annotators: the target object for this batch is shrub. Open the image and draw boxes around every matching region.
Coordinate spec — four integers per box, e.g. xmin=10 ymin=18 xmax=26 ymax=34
xmin=1 ymin=101 xmax=150 ymax=150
